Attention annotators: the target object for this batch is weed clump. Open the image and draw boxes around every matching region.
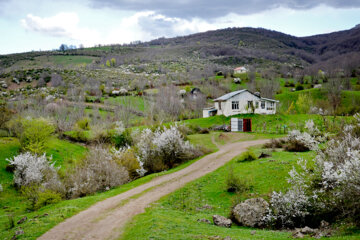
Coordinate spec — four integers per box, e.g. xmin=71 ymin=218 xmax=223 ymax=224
xmin=236 ymin=151 xmax=257 ymax=162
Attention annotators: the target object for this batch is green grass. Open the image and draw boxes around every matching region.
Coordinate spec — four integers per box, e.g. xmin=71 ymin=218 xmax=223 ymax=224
xmin=104 ymin=96 xmax=145 ymax=112
xmin=45 ymin=137 xmax=87 ymax=172
xmin=121 ymin=147 xmax=360 ymax=240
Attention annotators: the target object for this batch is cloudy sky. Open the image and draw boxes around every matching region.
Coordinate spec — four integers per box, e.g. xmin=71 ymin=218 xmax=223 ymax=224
xmin=1 ymin=0 xmax=360 ymax=54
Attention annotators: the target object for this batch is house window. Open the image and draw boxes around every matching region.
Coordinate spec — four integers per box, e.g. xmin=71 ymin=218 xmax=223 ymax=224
xmin=232 ymin=101 xmax=239 ymax=110
xmin=255 ymin=101 xmax=259 ymax=108
xmin=247 ymin=101 xmax=253 ymax=109
xmin=261 ymin=101 xmax=265 ymax=109
xmin=267 ymin=102 xmax=275 ymax=110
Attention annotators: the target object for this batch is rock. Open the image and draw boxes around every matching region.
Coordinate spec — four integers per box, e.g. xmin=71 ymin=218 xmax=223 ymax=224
xmin=1 ymin=83 xmax=7 ymax=88
xmin=223 ymin=237 xmax=232 ymax=240
xmin=197 ymin=204 xmax=213 ymax=211
xmin=320 ymin=220 xmax=329 ymax=229
xmin=232 ymin=198 xmax=269 ymax=227
xmin=292 ymin=230 xmax=304 ymax=239
xmin=292 ymin=226 xmax=321 ymax=239
xmin=251 ymin=230 xmax=256 ymax=235
xmin=197 ymin=218 xmax=211 ymax=224
xmin=212 ymin=215 xmax=232 ymax=228
xmin=258 ymin=152 xmax=271 ymax=159
xmin=17 ymin=216 xmax=27 ymax=225
xmin=233 ymin=78 xmax=242 ymax=84
xmin=15 ymin=229 xmax=24 ymax=235
xmin=314 ymin=84 xmax=322 ymax=89
xmin=300 ymin=226 xmax=316 ymax=234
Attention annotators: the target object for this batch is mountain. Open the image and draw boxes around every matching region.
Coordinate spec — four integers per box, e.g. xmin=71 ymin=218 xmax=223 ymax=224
xmin=1 ymin=25 xmax=359 ymax=72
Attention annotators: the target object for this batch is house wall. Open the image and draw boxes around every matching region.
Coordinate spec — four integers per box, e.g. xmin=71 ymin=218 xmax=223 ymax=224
xmin=215 ymin=91 xmax=276 ymax=116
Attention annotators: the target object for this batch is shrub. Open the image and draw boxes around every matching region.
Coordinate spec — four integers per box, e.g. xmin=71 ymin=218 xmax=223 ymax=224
xmin=295 ymin=84 xmax=304 ymax=91
xmin=263 ymin=138 xmax=286 ymax=149
xmin=199 ymin=128 xmax=210 ymax=134
xmin=226 ymin=167 xmax=252 ymax=193
xmin=15 ymin=118 xmax=55 ymax=154
xmin=111 ymin=129 xmax=133 ymax=148
xmin=112 ymin=147 xmax=141 ymax=179
xmin=236 ymin=151 xmax=257 ymax=162
xmin=34 ymin=190 xmax=62 ymax=210
xmin=76 ymin=117 xmax=90 ymax=130
xmin=65 ymin=147 xmax=129 ymax=198
xmin=7 ymin=152 xmax=60 ymax=189
xmin=135 ymin=125 xmax=201 ymax=173
xmin=284 ymin=130 xmax=317 ymax=152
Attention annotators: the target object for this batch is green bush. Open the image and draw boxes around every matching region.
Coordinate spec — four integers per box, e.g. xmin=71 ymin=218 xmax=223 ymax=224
xmin=111 ymin=129 xmax=133 ymax=148
xmin=34 ymin=190 xmax=62 ymax=210
xmin=19 ymin=118 xmax=55 ymax=154
xmin=295 ymin=84 xmax=304 ymax=91
xmin=236 ymin=151 xmax=257 ymax=162
xmin=226 ymin=167 xmax=252 ymax=193
xmin=76 ymin=117 xmax=91 ymax=130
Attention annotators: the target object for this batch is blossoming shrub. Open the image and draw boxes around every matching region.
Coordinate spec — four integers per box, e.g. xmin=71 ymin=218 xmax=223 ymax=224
xmin=267 ymin=119 xmax=360 ymax=228
xmin=284 ymin=130 xmax=317 ymax=152
xmin=135 ymin=125 xmax=201 ymax=173
xmin=65 ymin=147 xmax=129 ymax=198
xmin=7 ymin=152 xmax=64 ymax=209
xmin=7 ymin=152 xmax=60 ymax=188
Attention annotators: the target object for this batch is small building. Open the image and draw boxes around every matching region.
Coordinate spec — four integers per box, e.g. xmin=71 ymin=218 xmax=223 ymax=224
xmin=231 ymin=118 xmax=252 ymax=132
xmin=234 ymin=66 xmax=248 ymax=74
xmin=203 ymin=89 xmax=279 ymax=117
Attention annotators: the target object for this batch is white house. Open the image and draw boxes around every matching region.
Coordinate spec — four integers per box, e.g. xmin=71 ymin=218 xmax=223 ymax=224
xmin=203 ymin=89 xmax=279 ymax=117
xmin=234 ymin=66 xmax=248 ymax=74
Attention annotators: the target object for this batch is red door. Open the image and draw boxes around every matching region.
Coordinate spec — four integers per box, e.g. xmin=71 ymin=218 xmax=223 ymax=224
xmin=243 ymin=119 xmax=252 ymax=132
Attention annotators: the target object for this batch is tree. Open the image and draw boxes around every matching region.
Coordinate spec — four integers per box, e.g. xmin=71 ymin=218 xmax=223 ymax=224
xmin=110 ymin=58 xmax=116 ymax=67
xmin=59 ymin=44 xmax=68 ymax=52
xmin=326 ymin=78 xmax=342 ymax=115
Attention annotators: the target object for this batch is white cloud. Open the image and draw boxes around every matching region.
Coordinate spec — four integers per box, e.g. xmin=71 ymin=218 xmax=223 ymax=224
xmin=20 ymin=12 xmax=100 ymax=46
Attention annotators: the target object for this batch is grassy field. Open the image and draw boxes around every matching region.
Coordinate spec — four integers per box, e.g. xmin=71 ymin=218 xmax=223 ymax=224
xmin=121 ymin=146 xmax=360 ymax=240
xmin=104 ymin=96 xmax=146 ymax=112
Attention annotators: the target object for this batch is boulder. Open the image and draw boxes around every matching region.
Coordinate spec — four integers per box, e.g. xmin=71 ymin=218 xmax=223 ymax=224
xmin=212 ymin=215 xmax=232 ymax=228
xmin=232 ymin=198 xmax=269 ymax=227
xmin=17 ymin=216 xmax=27 ymax=225
xmin=197 ymin=218 xmax=211 ymax=224
xmin=314 ymin=84 xmax=322 ymax=89
xmin=234 ymin=78 xmax=242 ymax=84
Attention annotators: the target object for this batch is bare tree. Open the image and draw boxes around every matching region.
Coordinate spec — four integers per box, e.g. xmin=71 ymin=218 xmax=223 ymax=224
xmin=325 ymin=78 xmax=343 ymax=115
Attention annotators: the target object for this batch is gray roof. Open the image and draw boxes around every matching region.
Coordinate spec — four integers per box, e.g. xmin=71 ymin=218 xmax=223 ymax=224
xmin=214 ymin=89 xmax=279 ymax=102
xmin=214 ymin=89 xmax=248 ymax=101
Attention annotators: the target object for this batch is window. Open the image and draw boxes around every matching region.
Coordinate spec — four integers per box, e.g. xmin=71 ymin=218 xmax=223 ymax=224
xmin=267 ymin=102 xmax=275 ymax=110
xmin=247 ymin=101 xmax=253 ymax=109
xmin=261 ymin=101 xmax=265 ymax=109
xmin=232 ymin=101 xmax=239 ymax=110
xmin=255 ymin=101 xmax=259 ymax=108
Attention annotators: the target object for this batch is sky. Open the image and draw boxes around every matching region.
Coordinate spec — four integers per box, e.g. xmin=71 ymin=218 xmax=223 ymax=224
xmin=1 ymin=0 xmax=360 ymax=54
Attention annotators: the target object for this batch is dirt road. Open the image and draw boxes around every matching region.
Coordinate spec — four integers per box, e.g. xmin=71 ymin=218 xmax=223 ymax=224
xmin=38 ymin=139 xmax=269 ymax=240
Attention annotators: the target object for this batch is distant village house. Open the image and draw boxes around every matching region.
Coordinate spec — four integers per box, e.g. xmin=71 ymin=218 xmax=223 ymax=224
xmin=234 ymin=66 xmax=248 ymax=74
xmin=203 ymin=89 xmax=279 ymax=117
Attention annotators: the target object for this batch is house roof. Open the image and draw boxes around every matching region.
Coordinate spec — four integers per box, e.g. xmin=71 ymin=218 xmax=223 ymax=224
xmin=234 ymin=66 xmax=246 ymax=70
xmin=214 ymin=89 xmax=279 ymax=102
xmin=214 ymin=89 xmax=248 ymax=101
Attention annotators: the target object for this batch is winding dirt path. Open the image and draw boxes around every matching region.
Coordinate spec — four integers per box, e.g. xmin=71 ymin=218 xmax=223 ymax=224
xmin=38 ymin=139 xmax=269 ymax=240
